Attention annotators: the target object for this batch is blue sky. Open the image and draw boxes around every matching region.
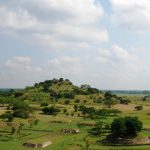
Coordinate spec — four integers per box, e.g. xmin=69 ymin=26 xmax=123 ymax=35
xmin=0 ymin=0 xmax=150 ymax=90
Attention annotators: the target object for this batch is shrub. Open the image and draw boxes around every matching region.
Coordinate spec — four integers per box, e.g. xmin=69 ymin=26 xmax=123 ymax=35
xmin=83 ymin=100 xmax=87 ymax=103
xmin=63 ymin=92 xmax=75 ymax=99
xmin=66 ymin=113 xmax=69 ymax=116
xmin=97 ymin=109 xmax=121 ymax=117
xmin=1 ymin=111 xmax=14 ymax=122
xmin=64 ymin=100 xmax=70 ymax=105
xmin=13 ymin=109 xmax=30 ymax=119
xmin=75 ymin=99 xmax=80 ymax=103
xmin=42 ymin=106 xmax=60 ymax=115
xmin=120 ymin=99 xmax=130 ymax=105
xmin=11 ymin=101 xmax=32 ymax=119
xmin=104 ymin=98 xmax=118 ymax=108
xmin=90 ymin=121 xmax=103 ymax=136
xmin=14 ymin=92 xmax=23 ymax=97
xmin=135 ymin=105 xmax=143 ymax=111
xmin=63 ymin=109 xmax=67 ymax=113
xmin=73 ymin=105 xmax=78 ymax=112
xmin=87 ymin=87 xmax=99 ymax=94
xmin=78 ymin=113 xmax=80 ymax=117
xmin=40 ymin=102 xmax=48 ymax=107
xmin=71 ymin=112 xmax=74 ymax=116
xmin=111 ymin=116 xmax=142 ymax=138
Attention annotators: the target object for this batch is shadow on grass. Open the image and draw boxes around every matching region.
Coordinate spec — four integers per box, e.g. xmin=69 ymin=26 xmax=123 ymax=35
xmin=23 ymin=128 xmax=53 ymax=133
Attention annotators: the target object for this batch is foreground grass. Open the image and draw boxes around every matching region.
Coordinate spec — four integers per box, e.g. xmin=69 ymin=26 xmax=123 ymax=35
xmin=0 ymin=97 xmax=150 ymax=150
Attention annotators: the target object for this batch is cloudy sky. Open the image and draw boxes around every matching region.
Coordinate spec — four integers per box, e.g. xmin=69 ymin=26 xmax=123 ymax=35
xmin=0 ymin=0 xmax=150 ymax=90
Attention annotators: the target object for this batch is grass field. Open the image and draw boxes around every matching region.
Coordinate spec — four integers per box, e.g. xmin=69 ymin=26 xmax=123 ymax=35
xmin=0 ymin=92 xmax=150 ymax=150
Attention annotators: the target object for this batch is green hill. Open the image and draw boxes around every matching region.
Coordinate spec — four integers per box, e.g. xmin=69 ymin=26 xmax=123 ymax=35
xmin=17 ymin=78 xmax=102 ymax=102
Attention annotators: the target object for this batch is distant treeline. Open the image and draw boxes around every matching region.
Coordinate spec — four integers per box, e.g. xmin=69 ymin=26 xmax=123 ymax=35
xmin=103 ymin=90 xmax=150 ymax=95
xmin=1 ymin=88 xmax=150 ymax=95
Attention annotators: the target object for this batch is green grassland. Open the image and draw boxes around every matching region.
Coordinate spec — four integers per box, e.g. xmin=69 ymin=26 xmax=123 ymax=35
xmin=0 ymin=79 xmax=150 ymax=150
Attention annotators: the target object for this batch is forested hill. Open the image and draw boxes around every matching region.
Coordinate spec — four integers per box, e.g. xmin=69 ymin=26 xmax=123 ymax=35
xmin=0 ymin=78 xmax=102 ymax=102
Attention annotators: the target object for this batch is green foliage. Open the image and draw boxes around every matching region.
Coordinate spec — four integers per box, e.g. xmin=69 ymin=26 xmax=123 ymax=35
xmin=83 ymin=136 xmax=90 ymax=150
xmin=0 ymin=89 xmax=15 ymax=97
xmin=0 ymin=111 xmax=14 ymax=122
xmin=97 ymin=109 xmax=121 ymax=117
xmin=79 ymin=105 xmax=121 ymax=118
xmin=135 ymin=105 xmax=143 ymax=111
xmin=11 ymin=100 xmax=30 ymax=111
xmin=40 ymin=102 xmax=48 ymax=107
xmin=14 ymin=92 xmax=23 ymax=97
xmin=73 ymin=104 xmax=78 ymax=112
xmin=11 ymin=100 xmax=32 ymax=119
xmin=119 ymin=98 xmax=131 ymax=104
xmin=104 ymin=91 xmax=113 ymax=99
xmin=63 ymin=108 xmax=67 ymax=113
xmin=42 ymin=106 xmax=60 ymax=115
xmin=64 ymin=100 xmax=70 ymax=105
xmin=90 ymin=121 xmax=103 ymax=136
xmin=111 ymin=116 xmax=143 ymax=138
xmin=104 ymin=98 xmax=118 ymax=108
xmin=75 ymin=99 xmax=80 ymax=103
xmin=13 ymin=109 xmax=30 ymax=119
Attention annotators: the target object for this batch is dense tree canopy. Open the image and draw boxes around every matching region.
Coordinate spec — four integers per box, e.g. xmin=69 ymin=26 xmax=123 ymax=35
xmin=111 ymin=116 xmax=142 ymax=138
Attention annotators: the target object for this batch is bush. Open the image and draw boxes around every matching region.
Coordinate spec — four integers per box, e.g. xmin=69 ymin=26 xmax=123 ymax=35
xmin=135 ymin=105 xmax=143 ymax=111
xmin=40 ymin=102 xmax=48 ymax=107
xmin=11 ymin=101 xmax=32 ymax=119
xmin=83 ymin=100 xmax=87 ymax=103
xmin=64 ymin=100 xmax=70 ymax=105
xmin=13 ymin=109 xmax=30 ymax=119
xmin=120 ymin=99 xmax=130 ymax=105
xmin=14 ymin=92 xmax=23 ymax=97
xmin=71 ymin=112 xmax=74 ymax=116
xmin=104 ymin=98 xmax=118 ymax=108
xmin=75 ymin=99 xmax=80 ymax=103
xmin=66 ymin=113 xmax=69 ymax=116
xmin=42 ymin=106 xmax=60 ymax=115
xmin=73 ymin=105 xmax=78 ymax=112
xmin=12 ymin=101 xmax=30 ymax=111
xmin=90 ymin=121 xmax=103 ymax=136
xmin=97 ymin=109 xmax=121 ymax=116
xmin=63 ymin=92 xmax=75 ymax=99
xmin=87 ymin=87 xmax=99 ymax=94
xmin=63 ymin=109 xmax=67 ymax=113
xmin=1 ymin=111 xmax=14 ymax=122
xmin=111 ymin=116 xmax=142 ymax=138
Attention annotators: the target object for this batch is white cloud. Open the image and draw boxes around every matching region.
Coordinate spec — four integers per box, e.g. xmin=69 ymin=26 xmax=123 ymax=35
xmin=95 ymin=44 xmax=137 ymax=64
xmin=0 ymin=56 xmax=43 ymax=88
xmin=0 ymin=0 xmax=109 ymax=50
xmin=48 ymin=56 xmax=83 ymax=75
xmin=95 ymin=48 xmax=111 ymax=63
xmin=5 ymin=56 xmax=42 ymax=73
xmin=110 ymin=0 xmax=150 ymax=31
xmin=112 ymin=44 xmax=137 ymax=62
xmin=0 ymin=7 xmax=37 ymax=29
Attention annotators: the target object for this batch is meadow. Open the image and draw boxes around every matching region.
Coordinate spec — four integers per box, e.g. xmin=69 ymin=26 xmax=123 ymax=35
xmin=0 ymin=79 xmax=150 ymax=150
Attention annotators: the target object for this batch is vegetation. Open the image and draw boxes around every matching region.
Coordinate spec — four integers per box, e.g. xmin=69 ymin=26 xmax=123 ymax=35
xmin=0 ymin=78 xmax=149 ymax=150
xmin=111 ymin=117 xmax=143 ymax=138
xmin=42 ymin=106 xmax=60 ymax=115
xmin=11 ymin=100 xmax=32 ymax=119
